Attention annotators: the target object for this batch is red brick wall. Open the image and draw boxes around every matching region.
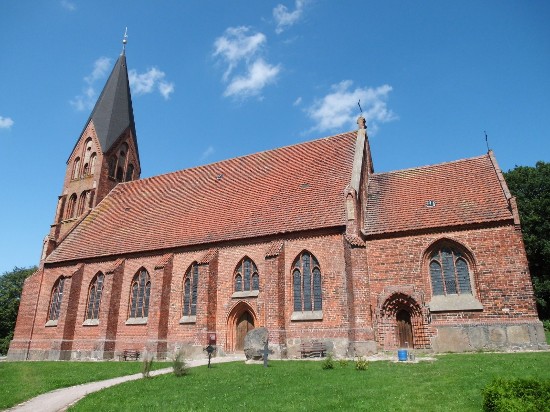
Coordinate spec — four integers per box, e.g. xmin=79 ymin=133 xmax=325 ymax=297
xmin=10 ymin=222 xmax=542 ymax=360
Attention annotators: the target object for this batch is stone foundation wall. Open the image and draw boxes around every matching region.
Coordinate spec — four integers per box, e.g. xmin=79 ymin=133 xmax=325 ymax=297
xmin=431 ymin=321 xmax=547 ymax=352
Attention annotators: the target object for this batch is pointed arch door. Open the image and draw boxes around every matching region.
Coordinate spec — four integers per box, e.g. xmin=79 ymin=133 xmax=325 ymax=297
xmin=396 ymin=309 xmax=413 ymax=348
xmin=235 ymin=311 xmax=254 ymax=351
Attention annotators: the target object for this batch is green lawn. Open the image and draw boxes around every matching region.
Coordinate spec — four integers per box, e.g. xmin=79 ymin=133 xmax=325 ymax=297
xmin=0 ymin=361 xmax=169 ymax=410
xmin=70 ymin=352 xmax=550 ymax=412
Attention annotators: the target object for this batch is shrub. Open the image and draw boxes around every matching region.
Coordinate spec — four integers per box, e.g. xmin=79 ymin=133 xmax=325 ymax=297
xmin=173 ymin=350 xmax=189 ymax=377
xmin=142 ymin=355 xmax=154 ymax=379
xmin=482 ymin=378 xmax=550 ymax=411
xmin=543 ymin=319 xmax=550 ymax=332
xmin=338 ymin=359 xmax=349 ymax=368
xmin=321 ymin=353 xmax=335 ymax=370
xmin=355 ymin=356 xmax=369 ymax=371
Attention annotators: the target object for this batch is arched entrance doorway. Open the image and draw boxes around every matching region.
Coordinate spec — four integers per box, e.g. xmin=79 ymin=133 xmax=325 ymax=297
xmin=235 ymin=311 xmax=254 ymax=351
xmin=396 ymin=309 xmax=413 ymax=348
xmin=227 ymin=302 xmax=257 ymax=352
xmin=378 ymin=291 xmax=430 ymax=349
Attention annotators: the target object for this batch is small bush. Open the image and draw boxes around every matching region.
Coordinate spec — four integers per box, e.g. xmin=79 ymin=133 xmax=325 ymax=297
xmin=482 ymin=378 xmax=550 ymax=411
xmin=173 ymin=351 xmax=189 ymax=377
xmin=543 ymin=319 xmax=550 ymax=332
xmin=321 ymin=353 xmax=335 ymax=370
xmin=142 ymin=355 xmax=154 ymax=379
xmin=355 ymin=356 xmax=369 ymax=371
xmin=338 ymin=359 xmax=349 ymax=368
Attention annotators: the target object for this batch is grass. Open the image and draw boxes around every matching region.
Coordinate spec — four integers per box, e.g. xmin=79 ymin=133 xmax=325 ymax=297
xmin=0 ymin=360 xmax=169 ymax=410
xmin=69 ymin=352 xmax=550 ymax=412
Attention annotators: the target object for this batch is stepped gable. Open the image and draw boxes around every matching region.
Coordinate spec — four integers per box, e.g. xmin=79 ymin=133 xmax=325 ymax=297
xmin=46 ymin=131 xmax=356 ymax=263
xmin=365 ymin=154 xmax=513 ymax=235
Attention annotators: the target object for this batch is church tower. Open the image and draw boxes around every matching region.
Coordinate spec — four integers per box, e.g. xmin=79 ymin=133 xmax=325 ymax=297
xmin=43 ymin=36 xmax=140 ymax=259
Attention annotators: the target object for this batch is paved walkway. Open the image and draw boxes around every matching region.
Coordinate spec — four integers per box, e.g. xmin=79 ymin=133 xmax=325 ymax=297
xmin=7 ymin=355 xmax=246 ymax=412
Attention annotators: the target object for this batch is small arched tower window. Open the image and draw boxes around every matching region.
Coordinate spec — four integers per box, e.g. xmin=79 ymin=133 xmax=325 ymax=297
xmin=76 ymin=191 xmax=87 ymax=216
xmin=183 ymin=263 xmax=199 ymax=317
xmin=128 ymin=268 xmax=151 ymax=319
xmin=125 ymin=163 xmax=134 ymax=182
xmin=48 ymin=277 xmax=66 ymax=321
xmin=65 ymin=193 xmax=77 ymax=219
xmin=234 ymin=257 xmax=259 ymax=292
xmin=89 ymin=153 xmax=96 ymax=176
xmin=72 ymin=157 xmax=81 ymax=180
xmin=86 ymin=272 xmax=104 ymax=320
xmin=108 ymin=156 xmax=117 ymax=178
xmin=116 ymin=143 xmax=128 ymax=182
xmin=292 ymin=251 xmax=322 ymax=312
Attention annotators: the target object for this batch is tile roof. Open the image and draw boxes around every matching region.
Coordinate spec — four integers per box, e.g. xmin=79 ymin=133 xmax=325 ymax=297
xmin=47 ymin=132 xmax=356 ymax=263
xmin=364 ymin=154 xmax=513 ymax=235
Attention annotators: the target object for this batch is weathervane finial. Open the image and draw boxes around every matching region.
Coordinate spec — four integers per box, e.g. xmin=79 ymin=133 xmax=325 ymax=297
xmin=358 ymin=99 xmax=363 ymax=114
xmin=121 ymin=27 xmax=128 ymax=55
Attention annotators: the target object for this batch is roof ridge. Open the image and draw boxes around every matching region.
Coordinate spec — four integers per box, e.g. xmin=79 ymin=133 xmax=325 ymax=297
xmin=132 ymin=130 xmax=357 ymax=185
xmin=372 ymin=153 xmax=489 ymax=176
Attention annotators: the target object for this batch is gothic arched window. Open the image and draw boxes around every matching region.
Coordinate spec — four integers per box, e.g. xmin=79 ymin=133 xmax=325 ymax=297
xmin=89 ymin=153 xmax=97 ymax=175
xmin=72 ymin=157 xmax=81 ymax=180
xmin=292 ymin=251 xmax=322 ymax=313
xmin=183 ymin=263 xmax=199 ymax=317
xmin=108 ymin=156 xmax=117 ymax=178
xmin=125 ymin=163 xmax=134 ymax=182
xmin=234 ymin=257 xmax=259 ymax=293
xmin=429 ymin=248 xmax=472 ymax=296
xmin=48 ymin=277 xmax=66 ymax=321
xmin=65 ymin=194 xmax=77 ymax=219
xmin=129 ymin=269 xmax=151 ymax=319
xmin=86 ymin=272 xmax=104 ymax=320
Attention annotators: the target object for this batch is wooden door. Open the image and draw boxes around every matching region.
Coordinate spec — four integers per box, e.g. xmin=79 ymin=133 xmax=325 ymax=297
xmin=235 ymin=311 xmax=254 ymax=351
xmin=396 ymin=309 xmax=413 ymax=348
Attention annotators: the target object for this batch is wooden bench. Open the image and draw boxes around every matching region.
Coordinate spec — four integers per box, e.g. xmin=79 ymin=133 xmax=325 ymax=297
xmin=122 ymin=350 xmax=140 ymax=361
xmin=300 ymin=341 xmax=327 ymax=358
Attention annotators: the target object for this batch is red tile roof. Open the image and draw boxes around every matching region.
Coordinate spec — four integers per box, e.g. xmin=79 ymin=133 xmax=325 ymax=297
xmin=47 ymin=132 xmax=356 ymax=263
xmin=364 ymin=154 xmax=513 ymax=235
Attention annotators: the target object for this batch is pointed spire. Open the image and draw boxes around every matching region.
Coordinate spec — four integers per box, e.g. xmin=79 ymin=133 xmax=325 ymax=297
xmin=74 ymin=43 xmax=138 ymax=160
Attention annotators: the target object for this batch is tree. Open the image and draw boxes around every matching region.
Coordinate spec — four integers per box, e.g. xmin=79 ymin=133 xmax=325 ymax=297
xmin=504 ymin=161 xmax=550 ymax=319
xmin=0 ymin=266 xmax=36 ymax=355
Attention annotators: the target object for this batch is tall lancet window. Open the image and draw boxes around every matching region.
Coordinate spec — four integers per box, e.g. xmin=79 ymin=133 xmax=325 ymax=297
xmin=182 ymin=263 xmax=199 ymax=318
xmin=86 ymin=273 xmax=104 ymax=321
xmin=128 ymin=269 xmax=151 ymax=319
xmin=292 ymin=251 xmax=322 ymax=316
xmin=48 ymin=277 xmax=66 ymax=322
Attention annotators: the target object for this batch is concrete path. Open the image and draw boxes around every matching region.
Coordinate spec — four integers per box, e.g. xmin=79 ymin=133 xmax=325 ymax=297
xmin=7 ymin=355 xmax=245 ymax=412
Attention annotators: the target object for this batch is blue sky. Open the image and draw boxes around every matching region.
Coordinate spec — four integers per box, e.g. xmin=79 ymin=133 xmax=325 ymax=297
xmin=1 ymin=1 xmax=549 ymax=274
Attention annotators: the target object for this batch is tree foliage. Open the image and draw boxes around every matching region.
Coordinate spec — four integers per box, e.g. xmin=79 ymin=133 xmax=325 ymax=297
xmin=0 ymin=266 xmax=36 ymax=355
xmin=504 ymin=161 xmax=550 ymax=319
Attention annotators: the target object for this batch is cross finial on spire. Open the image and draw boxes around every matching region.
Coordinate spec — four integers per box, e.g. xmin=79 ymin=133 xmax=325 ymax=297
xmin=121 ymin=27 xmax=128 ymax=55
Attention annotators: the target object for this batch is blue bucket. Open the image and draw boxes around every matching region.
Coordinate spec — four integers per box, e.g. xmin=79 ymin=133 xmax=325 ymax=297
xmin=398 ymin=349 xmax=408 ymax=361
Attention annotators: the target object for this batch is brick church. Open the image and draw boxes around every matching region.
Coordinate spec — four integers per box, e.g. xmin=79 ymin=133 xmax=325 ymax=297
xmin=8 ymin=46 xmax=546 ymax=361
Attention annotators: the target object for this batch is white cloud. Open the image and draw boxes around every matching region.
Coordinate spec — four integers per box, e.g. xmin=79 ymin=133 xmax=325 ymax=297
xmin=71 ymin=57 xmax=112 ymax=111
xmin=307 ymin=81 xmax=397 ymax=134
xmin=85 ymin=57 xmax=111 ymax=84
xmin=129 ymin=68 xmax=174 ymax=99
xmin=200 ymin=145 xmax=215 ymax=161
xmin=0 ymin=116 xmax=14 ymax=130
xmin=224 ymin=59 xmax=281 ymax=98
xmin=213 ymin=27 xmax=281 ymax=100
xmin=213 ymin=26 xmax=266 ymax=80
xmin=158 ymin=81 xmax=175 ymax=99
xmin=293 ymin=96 xmax=302 ymax=106
xmin=60 ymin=0 xmax=76 ymax=11
xmin=273 ymin=0 xmax=307 ymax=34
